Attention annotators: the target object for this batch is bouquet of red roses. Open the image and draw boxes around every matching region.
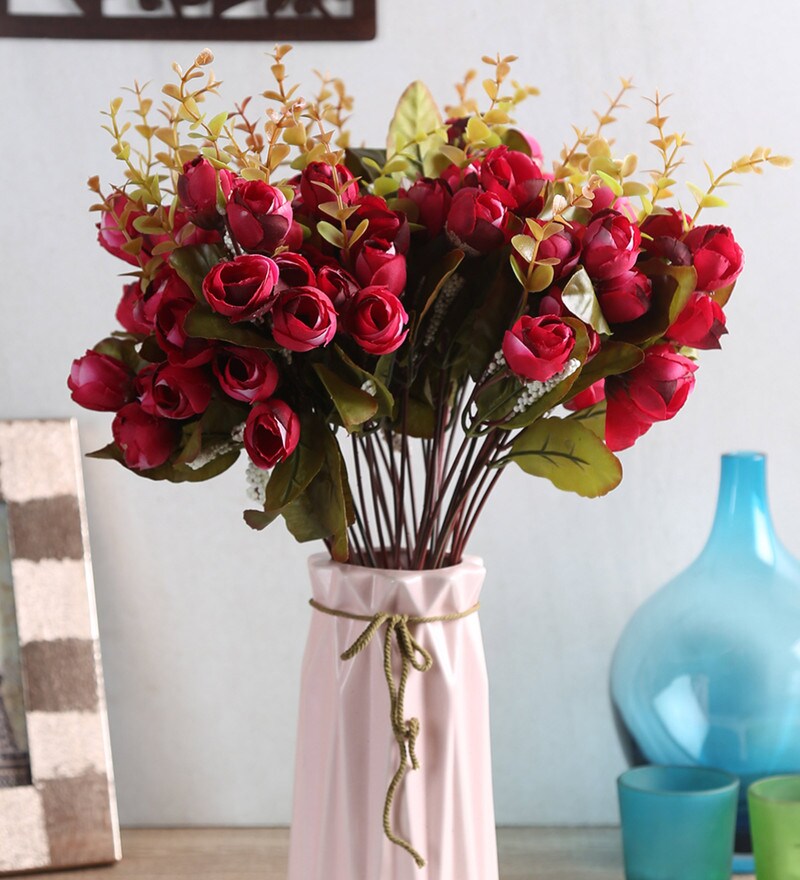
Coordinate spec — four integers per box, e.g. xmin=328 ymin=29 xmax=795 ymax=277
xmin=69 ymin=47 xmax=788 ymax=569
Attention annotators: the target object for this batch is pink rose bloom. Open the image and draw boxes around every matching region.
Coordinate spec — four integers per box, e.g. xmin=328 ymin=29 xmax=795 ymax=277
xmin=502 ymin=315 xmax=577 ymax=382
xmin=68 ymin=351 xmax=135 ymax=412
xmin=271 ymin=286 xmax=338 ymax=352
xmin=605 ymin=344 xmax=697 ymax=450
xmin=112 ymin=403 xmax=179 ymax=470
xmin=344 ymin=285 xmax=409 ymax=355
xmin=244 ymin=399 xmax=301 ymax=469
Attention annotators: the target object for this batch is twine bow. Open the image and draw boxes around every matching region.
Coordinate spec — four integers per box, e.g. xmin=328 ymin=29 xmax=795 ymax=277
xmin=309 ymin=598 xmax=480 ymax=870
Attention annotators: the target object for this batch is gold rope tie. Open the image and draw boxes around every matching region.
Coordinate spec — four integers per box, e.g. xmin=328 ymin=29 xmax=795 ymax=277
xmin=309 ymin=598 xmax=481 ymax=871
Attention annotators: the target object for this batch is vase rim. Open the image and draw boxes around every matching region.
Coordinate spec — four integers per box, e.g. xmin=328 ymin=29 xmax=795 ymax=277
xmin=308 ymin=552 xmax=485 ymax=577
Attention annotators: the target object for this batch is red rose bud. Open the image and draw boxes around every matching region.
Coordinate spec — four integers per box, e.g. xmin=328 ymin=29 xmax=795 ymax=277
xmin=203 ymin=254 xmax=280 ymax=323
xmin=116 ymin=282 xmax=152 ymax=336
xmin=480 ymin=145 xmax=545 ymax=215
xmin=68 ymin=350 xmax=135 ymax=412
xmin=588 ymin=186 xmax=635 ymax=219
xmin=519 ymin=221 xmax=581 ymax=281
xmin=344 ymin=285 xmax=409 ymax=355
xmin=446 ymin=188 xmax=508 ymax=254
xmin=640 ymin=208 xmax=692 ymax=264
xmin=97 ymin=194 xmax=146 ymax=265
xmin=597 ymin=270 xmax=652 ymax=324
xmin=605 ymin=344 xmax=697 ymax=451
xmin=274 ymin=252 xmax=317 ymax=294
xmin=683 ymin=225 xmax=744 ymax=292
xmin=441 ymin=160 xmax=481 ymax=192
xmin=227 ymin=179 xmax=293 ymax=253
xmin=351 ymin=195 xmax=410 ymax=254
xmin=136 ymin=364 xmax=212 ymax=420
xmin=172 ymin=208 xmax=223 ymax=249
xmin=272 ymin=286 xmax=337 ymax=352
xmin=316 ymin=264 xmax=360 ymax=309
xmin=564 ymin=379 xmax=606 ymax=412
xmin=155 ymin=277 xmax=214 ymax=367
xmin=213 ymin=346 xmax=279 ymax=403
xmin=112 ymin=402 xmax=179 ymax=470
xmin=354 ymin=239 xmax=407 ymax=296
xmin=244 ymin=399 xmax=301 ymax=469
xmin=177 ymin=157 xmax=235 ymax=229
xmin=665 ymin=292 xmax=727 ymax=350
xmin=582 ymin=209 xmax=641 ymax=280
xmin=502 ymin=315 xmax=577 ymax=382
xmin=405 ymin=178 xmax=452 ymax=238
xmin=283 ymin=221 xmax=305 ymax=251
xmin=299 ymin=162 xmax=359 ymax=216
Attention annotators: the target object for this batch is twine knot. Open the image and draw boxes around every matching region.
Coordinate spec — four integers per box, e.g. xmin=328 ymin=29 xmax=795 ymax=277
xmin=309 ymin=598 xmax=480 ymax=871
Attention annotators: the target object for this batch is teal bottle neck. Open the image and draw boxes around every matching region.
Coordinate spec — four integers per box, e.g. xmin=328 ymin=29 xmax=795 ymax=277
xmin=704 ymin=452 xmax=779 ymax=564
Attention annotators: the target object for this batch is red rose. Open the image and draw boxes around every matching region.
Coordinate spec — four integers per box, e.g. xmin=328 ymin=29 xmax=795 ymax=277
xmin=272 ymin=286 xmax=337 ymax=352
xmin=116 ymin=282 xmax=152 ymax=335
xmin=299 ymin=162 xmax=359 ymax=216
xmin=405 ymin=178 xmax=452 ymax=238
xmin=446 ymin=188 xmax=508 ymax=254
xmin=517 ymin=221 xmax=581 ymax=281
xmin=68 ymin=350 xmax=135 ymax=412
xmin=564 ymin=379 xmax=606 ymax=412
xmin=665 ymin=292 xmax=727 ymax=350
xmin=354 ymin=239 xmax=407 ymax=296
xmin=97 ymin=194 xmax=146 ymax=265
xmin=244 ymin=399 xmax=301 ymax=469
xmin=202 ymin=254 xmax=280 ymax=323
xmin=155 ymin=276 xmax=215 ymax=367
xmin=352 ymin=195 xmax=410 ymax=254
xmin=441 ymin=160 xmax=481 ymax=192
xmin=605 ymin=344 xmax=697 ymax=451
xmin=344 ymin=285 xmax=409 ymax=355
xmin=227 ymin=179 xmax=293 ymax=253
xmin=136 ymin=363 xmax=212 ymax=420
xmin=502 ymin=315 xmax=576 ymax=382
xmin=316 ymin=264 xmax=360 ymax=309
xmin=177 ymin=157 xmax=235 ymax=229
xmin=597 ymin=270 xmax=652 ymax=323
xmin=640 ymin=208 xmax=692 ymax=264
xmin=589 ymin=187 xmax=635 ymax=219
xmin=683 ymin=225 xmax=744 ymax=292
xmin=274 ymin=252 xmax=317 ymax=294
xmin=480 ymin=145 xmax=545 ymax=215
xmin=112 ymin=402 xmax=179 ymax=470
xmin=582 ymin=209 xmax=641 ymax=280
xmin=213 ymin=346 xmax=279 ymax=403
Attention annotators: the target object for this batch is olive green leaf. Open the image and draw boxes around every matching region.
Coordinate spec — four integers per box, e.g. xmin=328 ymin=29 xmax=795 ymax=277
xmin=313 ymin=363 xmax=380 ymax=431
xmin=170 ymin=244 xmax=226 ymax=300
xmin=568 ymin=341 xmax=643 ymax=398
xmin=264 ymin=415 xmax=326 ymax=511
xmin=184 ymin=307 xmax=275 ymax=349
xmin=561 ymin=267 xmax=612 ymax=336
xmin=505 ymin=416 xmax=622 ymax=497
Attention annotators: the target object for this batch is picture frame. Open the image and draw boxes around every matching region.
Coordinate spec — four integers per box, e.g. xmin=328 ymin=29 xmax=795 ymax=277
xmin=0 ymin=419 xmax=120 ymax=875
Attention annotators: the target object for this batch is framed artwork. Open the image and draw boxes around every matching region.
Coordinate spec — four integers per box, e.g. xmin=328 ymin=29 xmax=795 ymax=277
xmin=0 ymin=419 xmax=120 ymax=875
xmin=0 ymin=0 xmax=376 ymax=41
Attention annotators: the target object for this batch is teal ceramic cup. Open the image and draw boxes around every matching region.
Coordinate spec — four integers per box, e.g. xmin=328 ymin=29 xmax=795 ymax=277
xmin=749 ymin=775 xmax=800 ymax=880
xmin=618 ymin=765 xmax=739 ymax=880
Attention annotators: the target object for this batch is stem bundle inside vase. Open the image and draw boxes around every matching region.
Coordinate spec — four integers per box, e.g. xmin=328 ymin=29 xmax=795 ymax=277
xmin=68 ymin=46 xmax=789 ymax=568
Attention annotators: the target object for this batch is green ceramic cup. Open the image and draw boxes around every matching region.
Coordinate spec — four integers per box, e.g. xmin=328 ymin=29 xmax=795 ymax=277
xmin=749 ymin=776 xmax=800 ymax=880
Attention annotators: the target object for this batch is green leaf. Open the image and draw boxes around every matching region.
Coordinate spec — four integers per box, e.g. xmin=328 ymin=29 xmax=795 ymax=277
xmin=90 ymin=439 xmax=240 ymax=483
xmin=333 ymin=346 xmax=394 ymax=419
xmin=404 ymin=397 xmax=436 ymax=438
xmin=386 ymin=81 xmax=444 ymax=177
xmin=561 ymin=267 xmax=612 ymax=335
xmin=170 ymin=244 xmax=226 ymax=300
xmin=264 ymin=415 xmax=325 ymax=510
xmin=345 ymin=147 xmax=388 ymax=183
xmin=568 ymin=341 xmax=643 ymax=398
xmin=417 ymin=250 xmax=465 ymax=324
xmin=243 ymin=507 xmax=281 ymax=531
xmin=184 ymin=307 xmax=275 ymax=349
xmin=506 ymin=417 xmax=622 ymax=497
xmin=92 ymin=335 xmax=144 ymax=372
xmin=313 ymin=364 xmax=380 ymax=430
xmin=501 ymin=128 xmax=533 ymax=156
xmin=565 ymin=401 xmax=607 ymax=439
xmin=316 ymin=221 xmax=345 ymax=249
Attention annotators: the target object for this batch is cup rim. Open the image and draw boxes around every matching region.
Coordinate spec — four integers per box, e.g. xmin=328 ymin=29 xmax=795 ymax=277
xmin=618 ymin=765 xmax=739 ymax=797
xmin=748 ymin=774 xmax=800 ymax=804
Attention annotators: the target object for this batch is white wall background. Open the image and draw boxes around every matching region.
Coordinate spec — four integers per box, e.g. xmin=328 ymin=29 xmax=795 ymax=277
xmin=1 ymin=0 xmax=798 ymax=827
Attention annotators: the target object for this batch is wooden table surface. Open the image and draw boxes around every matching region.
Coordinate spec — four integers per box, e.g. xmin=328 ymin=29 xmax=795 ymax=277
xmin=38 ymin=828 xmax=754 ymax=879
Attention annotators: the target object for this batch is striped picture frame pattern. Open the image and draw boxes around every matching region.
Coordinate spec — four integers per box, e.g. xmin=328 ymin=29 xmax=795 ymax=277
xmin=0 ymin=419 xmax=121 ymax=874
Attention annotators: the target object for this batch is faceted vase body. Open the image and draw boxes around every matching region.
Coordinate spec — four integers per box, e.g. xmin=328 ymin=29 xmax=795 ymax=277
xmin=288 ymin=554 xmax=499 ymax=880
xmin=611 ymin=453 xmax=800 ymax=862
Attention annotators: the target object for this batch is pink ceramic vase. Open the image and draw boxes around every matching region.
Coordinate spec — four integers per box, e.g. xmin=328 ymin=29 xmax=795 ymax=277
xmin=287 ymin=553 xmax=499 ymax=880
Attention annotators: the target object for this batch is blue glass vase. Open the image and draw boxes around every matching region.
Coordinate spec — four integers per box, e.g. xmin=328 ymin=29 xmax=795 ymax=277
xmin=611 ymin=452 xmax=800 ymax=871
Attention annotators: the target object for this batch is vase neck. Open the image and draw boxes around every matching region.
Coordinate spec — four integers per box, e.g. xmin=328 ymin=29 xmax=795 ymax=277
xmin=704 ymin=452 xmax=778 ymax=563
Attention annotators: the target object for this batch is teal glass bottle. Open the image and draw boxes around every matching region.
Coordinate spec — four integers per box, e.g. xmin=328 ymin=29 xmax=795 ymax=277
xmin=611 ymin=452 xmax=800 ymax=872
